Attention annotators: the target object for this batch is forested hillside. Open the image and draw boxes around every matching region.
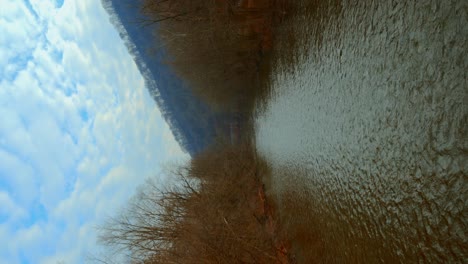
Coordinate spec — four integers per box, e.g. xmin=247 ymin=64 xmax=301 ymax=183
xmin=101 ymin=0 xmax=232 ymax=155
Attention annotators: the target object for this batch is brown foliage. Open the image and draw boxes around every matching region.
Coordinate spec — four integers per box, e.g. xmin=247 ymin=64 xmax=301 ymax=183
xmin=99 ymin=145 xmax=286 ymax=263
xmin=140 ymin=0 xmax=283 ymax=109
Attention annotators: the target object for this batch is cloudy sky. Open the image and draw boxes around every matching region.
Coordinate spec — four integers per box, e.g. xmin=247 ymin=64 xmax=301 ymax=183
xmin=0 ymin=0 xmax=188 ymax=263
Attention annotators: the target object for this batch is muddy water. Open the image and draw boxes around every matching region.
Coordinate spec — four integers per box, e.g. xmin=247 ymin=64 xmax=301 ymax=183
xmin=255 ymin=0 xmax=467 ymax=262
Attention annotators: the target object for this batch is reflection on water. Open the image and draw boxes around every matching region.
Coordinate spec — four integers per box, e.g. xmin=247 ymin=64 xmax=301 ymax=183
xmin=255 ymin=0 xmax=467 ymax=262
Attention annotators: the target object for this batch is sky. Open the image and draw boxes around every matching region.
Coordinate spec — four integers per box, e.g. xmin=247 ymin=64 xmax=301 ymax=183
xmin=0 ymin=0 xmax=188 ymax=263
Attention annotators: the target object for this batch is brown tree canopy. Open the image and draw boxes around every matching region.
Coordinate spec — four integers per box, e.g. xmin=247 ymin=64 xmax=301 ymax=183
xmin=99 ymin=145 xmax=282 ymax=263
xmin=140 ymin=0 xmax=275 ymax=109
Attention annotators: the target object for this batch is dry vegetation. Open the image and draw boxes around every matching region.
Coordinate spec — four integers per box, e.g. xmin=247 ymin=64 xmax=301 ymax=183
xmin=99 ymin=144 xmax=292 ymax=263
xmin=140 ymin=0 xmax=288 ymax=109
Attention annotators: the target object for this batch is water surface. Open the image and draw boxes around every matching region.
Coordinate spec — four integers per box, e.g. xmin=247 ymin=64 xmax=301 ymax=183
xmin=255 ymin=0 xmax=467 ymax=262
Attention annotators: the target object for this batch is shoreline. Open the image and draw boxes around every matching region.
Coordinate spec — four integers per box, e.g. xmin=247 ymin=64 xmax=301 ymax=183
xmin=235 ymin=1 xmax=294 ymax=262
xmin=256 ymin=183 xmax=294 ymax=263
xmin=250 ymin=150 xmax=295 ymax=264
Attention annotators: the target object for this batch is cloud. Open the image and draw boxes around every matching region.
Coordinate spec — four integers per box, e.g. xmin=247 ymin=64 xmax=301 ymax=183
xmin=0 ymin=149 xmax=36 ymax=207
xmin=0 ymin=0 xmax=186 ymax=263
xmin=162 ymin=121 xmax=190 ymax=162
xmin=0 ymin=191 xmax=27 ymax=223
xmin=0 ymin=0 xmax=41 ymax=81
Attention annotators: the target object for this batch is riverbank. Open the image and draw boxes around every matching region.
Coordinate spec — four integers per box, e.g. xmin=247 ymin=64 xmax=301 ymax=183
xmin=100 ymin=144 xmax=295 ymax=263
xmin=190 ymin=144 xmax=296 ymax=263
xmin=256 ymin=180 xmax=293 ymax=263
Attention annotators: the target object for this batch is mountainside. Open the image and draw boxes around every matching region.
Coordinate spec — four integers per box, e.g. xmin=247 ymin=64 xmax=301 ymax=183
xmin=101 ymin=0 xmax=230 ymax=155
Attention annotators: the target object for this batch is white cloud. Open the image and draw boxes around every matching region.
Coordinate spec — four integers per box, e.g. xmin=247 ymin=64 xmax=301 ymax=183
xmin=0 ymin=149 xmax=37 ymax=207
xmin=0 ymin=0 xmax=41 ymax=80
xmin=0 ymin=0 xmax=186 ymax=263
xmin=162 ymin=122 xmax=190 ymax=162
xmin=28 ymin=0 xmax=56 ymax=19
xmin=0 ymin=191 xmax=26 ymax=223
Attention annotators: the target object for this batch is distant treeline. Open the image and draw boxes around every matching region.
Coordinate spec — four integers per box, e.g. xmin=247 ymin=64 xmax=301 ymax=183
xmin=102 ymin=0 xmax=256 ymax=154
xmin=140 ymin=0 xmax=280 ymax=109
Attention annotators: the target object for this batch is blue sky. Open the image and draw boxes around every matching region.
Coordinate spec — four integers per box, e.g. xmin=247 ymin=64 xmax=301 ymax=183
xmin=0 ymin=0 xmax=188 ymax=263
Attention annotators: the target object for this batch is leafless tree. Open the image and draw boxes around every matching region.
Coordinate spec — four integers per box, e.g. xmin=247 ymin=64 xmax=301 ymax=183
xmin=99 ymin=145 xmax=282 ymax=263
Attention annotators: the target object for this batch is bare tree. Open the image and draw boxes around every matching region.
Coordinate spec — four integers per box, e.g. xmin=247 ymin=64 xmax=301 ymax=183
xmin=139 ymin=0 xmax=276 ymax=109
xmin=99 ymin=145 xmax=283 ymax=263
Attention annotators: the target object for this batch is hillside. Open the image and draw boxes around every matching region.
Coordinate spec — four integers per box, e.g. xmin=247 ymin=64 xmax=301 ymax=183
xmin=101 ymin=0 xmax=233 ymax=155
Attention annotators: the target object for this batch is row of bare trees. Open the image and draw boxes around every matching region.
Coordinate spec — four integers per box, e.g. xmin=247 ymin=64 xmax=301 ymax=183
xmin=99 ymin=145 xmax=282 ymax=263
xmin=140 ymin=0 xmax=276 ymax=108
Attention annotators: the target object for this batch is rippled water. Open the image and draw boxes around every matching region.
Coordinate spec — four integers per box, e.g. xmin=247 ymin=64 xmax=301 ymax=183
xmin=255 ymin=0 xmax=467 ymax=262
